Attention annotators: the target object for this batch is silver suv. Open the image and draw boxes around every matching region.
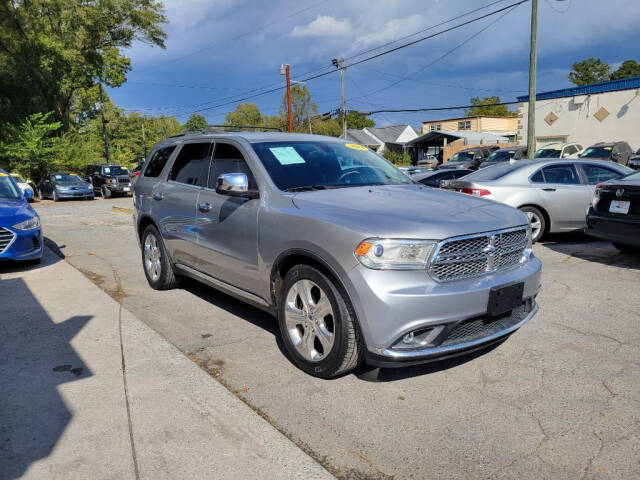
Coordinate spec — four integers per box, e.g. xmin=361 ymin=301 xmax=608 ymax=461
xmin=133 ymin=132 xmax=541 ymax=378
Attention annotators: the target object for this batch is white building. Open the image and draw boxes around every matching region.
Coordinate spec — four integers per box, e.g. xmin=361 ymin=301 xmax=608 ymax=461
xmin=517 ymin=76 xmax=640 ymax=150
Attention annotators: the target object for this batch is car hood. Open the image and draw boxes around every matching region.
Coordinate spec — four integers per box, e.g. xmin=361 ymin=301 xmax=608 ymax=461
xmin=57 ymin=181 xmax=90 ymax=187
xmin=0 ymin=197 xmax=37 ymax=226
xmin=291 ymin=184 xmax=528 ymax=239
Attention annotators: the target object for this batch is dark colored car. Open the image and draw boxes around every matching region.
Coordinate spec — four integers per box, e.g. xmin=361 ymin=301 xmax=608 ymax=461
xmin=627 ymin=149 xmax=640 ymax=170
xmin=586 ymin=170 xmax=640 ymax=253
xmin=437 ymin=146 xmax=500 ymax=170
xmin=37 ymin=172 xmax=94 ymax=201
xmin=479 ymin=147 xmax=528 ymax=169
xmin=85 ymin=163 xmax=132 ymax=198
xmin=579 ymin=142 xmax=633 ymax=166
xmin=412 ymin=169 xmax=473 ymax=188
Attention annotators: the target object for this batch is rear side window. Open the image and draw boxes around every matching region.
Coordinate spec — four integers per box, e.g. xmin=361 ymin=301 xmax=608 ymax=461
xmin=209 ymin=143 xmax=256 ymax=189
xmin=530 ymin=170 xmax=544 ymax=183
xmin=580 ymin=165 xmax=621 ymax=185
xmin=145 ymin=146 xmax=176 ymax=178
xmin=169 ymin=142 xmax=211 ymax=187
xmin=541 ymin=165 xmax=580 ymax=184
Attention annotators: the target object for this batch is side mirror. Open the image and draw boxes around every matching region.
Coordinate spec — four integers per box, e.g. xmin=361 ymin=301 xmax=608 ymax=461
xmin=216 ymin=173 xmax=258 ymax=199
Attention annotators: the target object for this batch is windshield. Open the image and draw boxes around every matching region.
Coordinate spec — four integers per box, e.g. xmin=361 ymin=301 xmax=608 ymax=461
xmin=450 ymin=151 xmax=475 ymax=162
xmin=534 ymin=147 xmax=562 ymax=158
xmin=461 ymin=161 xmax=531 ymax=181
xmin=53 ymin=173 xmax=83 ymax=182
xmin=0 ymin=173 xmax=21 ymax=199
xmin=486 ymin=150 xmax=517 ymax=162
xmin=251 ymin=141 xmax=412 ymax=191
xmin=623 ymin=171 xmax=640 ymax=181
xmin=580 ymin=146 xmax=612 ymax=158
xmin=103 ymin=165 xmax=129 ymax=176
xmin=11 ymin=174 xmax=26 ymax=183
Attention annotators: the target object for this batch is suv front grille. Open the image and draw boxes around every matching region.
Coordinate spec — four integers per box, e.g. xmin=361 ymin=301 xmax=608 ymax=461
xmin=0 ymin=227 xmax=16 ymax=254
xmin=118 ymin=177 xmax=130 ymax=184
xmin=429 ymin=227 xmax=528 ymax=282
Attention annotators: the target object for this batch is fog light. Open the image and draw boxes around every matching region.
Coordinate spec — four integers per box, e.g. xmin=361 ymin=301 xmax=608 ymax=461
xmin=402 ymin=332 xmax=414 ymax=344
xmin=391 ymin=326 xmax=444 ymax=350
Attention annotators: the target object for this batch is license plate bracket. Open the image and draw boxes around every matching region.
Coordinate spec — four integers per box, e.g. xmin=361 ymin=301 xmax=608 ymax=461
xmin=487 ymin=282 xmax=524 ymax=317
xmin=609 ymin=200 xmax=630 ymax=214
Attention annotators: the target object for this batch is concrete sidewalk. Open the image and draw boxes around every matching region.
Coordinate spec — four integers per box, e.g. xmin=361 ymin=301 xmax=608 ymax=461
xmin=0 ymin=249 xmax=333 ymax=480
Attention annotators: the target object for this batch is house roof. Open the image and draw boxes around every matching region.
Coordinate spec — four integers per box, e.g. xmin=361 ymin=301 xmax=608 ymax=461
xmin=405 ymin=129 xmax=509 ymax=146
xmin=346 ymin=129 xmax=380 ymax=146
xmin=517 ymin=76 xmax=640 ymax=102
xmin=366 ymin=125 xmax=411 ymax=144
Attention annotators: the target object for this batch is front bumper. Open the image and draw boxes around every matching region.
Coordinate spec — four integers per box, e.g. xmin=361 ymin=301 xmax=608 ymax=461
xmin=56 ymin=189 xmax=93 ymax=199
xmin=0 ymin=227 xmax=43 ymax=262
xmin=105 ymin=183 xmax=132 ymax=193
xmin=345 ymin=256 xmax=542 ymax=365
xmin=586 ymin=211 xmax=640 ymax=247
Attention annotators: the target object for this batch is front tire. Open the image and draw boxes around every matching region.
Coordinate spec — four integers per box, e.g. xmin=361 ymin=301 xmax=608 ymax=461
xmin=52 ymin=191 xmax=59 ymax=202
xmin=141 ymin=225 xmax=180 ymax=290
xmin=519 ymin=206 xmax=546 ymax=243
xmin=278 ymin=265 xmax=364 ymax=378
xmin=102 ymin=186 xmax=112 ymax=198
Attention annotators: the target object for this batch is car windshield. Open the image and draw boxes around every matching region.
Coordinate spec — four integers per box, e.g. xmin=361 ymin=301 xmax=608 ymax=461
xmin=623 ymin=171 xmax=640 ymax=181
xmin=486 ymin=150 xmax=517 ymax=162
xmin=580 ymin=146 xmax=612 ymax=158
xmin=534 ymin=148 xmax=562 ymax=158
xmin=53 ymin=173 xmax=83 ymax=182
xmin=460 ymin=161 xmax=530 ymax=181
xmin=0 ymin=173 xmax=21 ymax=199
xmin=251 ymin=141 xmax=412 ymax=191
xmin=103 ymin=165 xmax=129 ymax=175
xmin=450 ymin=151 xmax=475 ymax=162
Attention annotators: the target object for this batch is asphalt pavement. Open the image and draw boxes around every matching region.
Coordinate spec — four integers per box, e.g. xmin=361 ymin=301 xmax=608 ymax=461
xmin=23 ymin=196 xmax=640 ymax=479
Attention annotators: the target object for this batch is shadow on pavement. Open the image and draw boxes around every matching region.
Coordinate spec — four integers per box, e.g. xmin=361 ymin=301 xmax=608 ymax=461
xmin=540 ymin=231 xmax=640 ymax=270
xmin=0 ymin=277 xmax=92 ymax=479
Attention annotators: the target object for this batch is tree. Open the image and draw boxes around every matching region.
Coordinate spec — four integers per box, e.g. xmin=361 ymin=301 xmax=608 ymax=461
xmin=281 ymin=84 xmax=317 ymax=132
xmin=336 ymin=111 xmax=375 ymax=129
xmin=224 ymin=103 xmax=263 ymax=127
xmin=466 ymin=96 xmax=515 ymax=117
xmin=1 ymin=112 xmax=66 ymax=183
xmin=568 ymin=58 xmax=611 ymax=86
xmin=610 ymin=60 xmax=640 ymax=80
xmin=0 ymin=0 xmax=168 ymax=131
xmin=184 ymin=114 xmax=208 ymax=132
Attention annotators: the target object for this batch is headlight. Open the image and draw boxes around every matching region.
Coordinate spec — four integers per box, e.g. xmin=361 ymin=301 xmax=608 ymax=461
xmin=355 ymin=238 xmax=436 ymax=270
xmin=13 ymin=216 xmax=40 ymax=230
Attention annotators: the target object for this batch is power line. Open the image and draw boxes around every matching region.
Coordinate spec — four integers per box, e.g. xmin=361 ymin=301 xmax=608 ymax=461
xmin=360 ymin=100 xmax=520 ymax=115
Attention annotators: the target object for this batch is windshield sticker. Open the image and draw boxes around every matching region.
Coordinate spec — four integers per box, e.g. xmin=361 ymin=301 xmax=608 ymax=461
xmin=55 ymin=175 xmax=62 ymax=180
xmin=345 ymin=143 xmax=368 ymax=151
xmin=0 ymin=173 xmax=7 ymax=177
xmin=554 ymin=147 xmax=562 ymax=150
xmin=104 ymin=167 xmax=111 ymax=173
xmin=604 ymin=147 xmax=612 ymax=150
xmin=269 ymin=146 xmax=306 ymax=165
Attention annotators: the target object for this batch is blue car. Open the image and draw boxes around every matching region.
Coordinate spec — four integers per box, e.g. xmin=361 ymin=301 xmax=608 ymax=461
xmin=0 ymin=169 xmax=43 ymax=264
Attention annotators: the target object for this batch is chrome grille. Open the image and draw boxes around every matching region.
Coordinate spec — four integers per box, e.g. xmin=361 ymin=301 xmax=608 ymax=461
xmin=0 ymin=227 xmax=16 ymax=254
xmin=429 ymin=227 xmax=528 ymax=282
xmin=118 ymin=177 xmax=130 ymax=184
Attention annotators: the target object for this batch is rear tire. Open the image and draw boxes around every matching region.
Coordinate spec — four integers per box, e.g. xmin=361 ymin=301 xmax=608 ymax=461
xmin=141 ymin=225 xmax=180 ymax=290
xmin=519 ymin=206 xmax=546 ymax=243
xmin=612 ymin=242 xmax=636 ymax=254
xmin=278 ymin=265 xmax=364 ymax=378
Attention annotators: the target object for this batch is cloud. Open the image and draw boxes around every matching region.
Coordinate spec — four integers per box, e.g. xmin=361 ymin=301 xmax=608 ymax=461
xmin=353 ymin=14 xmax=426 ymax=49
xmin=290 ymin=15 xmax=353 ymax=38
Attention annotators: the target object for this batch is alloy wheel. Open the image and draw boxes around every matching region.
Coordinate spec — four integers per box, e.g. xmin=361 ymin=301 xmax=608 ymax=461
xmin=284 ymin=279 xmax=335 ymax=362
xmin=143 ymin=233 xmax=162 ymax=282
xmin=525 ymin=211 xmax=542 ymax=240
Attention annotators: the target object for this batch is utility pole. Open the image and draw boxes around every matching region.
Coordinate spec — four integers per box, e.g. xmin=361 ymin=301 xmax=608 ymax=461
xmin=332 ymin=57 xmax=347 ymax=139
xmin=280 ymin=64 xmax=293 ymax=132
xmin=98 ymin=83 xmax=111 ymax=163
xmin=526 ymin=0 xmax=538 ymax=158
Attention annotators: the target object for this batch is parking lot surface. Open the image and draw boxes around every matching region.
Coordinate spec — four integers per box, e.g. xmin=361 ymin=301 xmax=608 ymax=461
xmin=34 ymin=197 xmax=640 ymax=479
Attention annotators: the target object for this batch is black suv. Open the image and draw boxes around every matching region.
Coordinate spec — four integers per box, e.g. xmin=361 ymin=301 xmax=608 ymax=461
xmin=85 ymin=163 xmax=132 ymax=198
xmin=579 ymin=142 xmax=634 ymax=166
xmin=437 ymin=145 xmax=500 ymax=170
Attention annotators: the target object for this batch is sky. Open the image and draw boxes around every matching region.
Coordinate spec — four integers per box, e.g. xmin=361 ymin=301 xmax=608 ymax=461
xmin=108 ymin=0 xmax=640 ymax=130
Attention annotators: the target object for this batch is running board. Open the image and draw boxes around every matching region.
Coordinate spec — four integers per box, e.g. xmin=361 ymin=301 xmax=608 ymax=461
xmin=174 ymin=263 xmax=273 ymax=312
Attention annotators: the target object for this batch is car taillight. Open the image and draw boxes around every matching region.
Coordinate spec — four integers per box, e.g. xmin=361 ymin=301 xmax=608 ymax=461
xmin=591 ymin=183 xmax=602 ymax=207
xmin=462 ymin=188 xmax=491 ymax=197
xmin=135 ymin=171 xmax=140 ymax=177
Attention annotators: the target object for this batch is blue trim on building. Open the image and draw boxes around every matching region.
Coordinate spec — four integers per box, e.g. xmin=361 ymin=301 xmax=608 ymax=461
xmin=517 ymin=76 xmax=640 ymax=102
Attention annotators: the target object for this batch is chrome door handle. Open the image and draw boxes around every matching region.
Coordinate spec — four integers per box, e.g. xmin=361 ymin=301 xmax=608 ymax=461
xmin=198 ymin=202 xmax=211 ymax=212
xmin=152 ymin=192 xmax=164 ymax=201
xmin=541 ymin=188 xmax=556 ymax=192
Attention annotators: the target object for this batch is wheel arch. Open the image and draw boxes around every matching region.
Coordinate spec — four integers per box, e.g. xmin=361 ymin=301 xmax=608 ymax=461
xmin=518 ymin=203 xmax=551 ymax=234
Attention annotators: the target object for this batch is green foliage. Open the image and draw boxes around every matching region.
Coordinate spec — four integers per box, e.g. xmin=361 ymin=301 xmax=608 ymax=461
xmin=184 ymin=113 xmax=208 ymax=132
xmin=311 ymin=117 xmax=342 ymax=137
xmin=382 ymin=150 xmax=411 ymax=165
xmin=1 ymin=112 xmax=66 ymax=183
xmin=280 ymin=84 xmax=317 ymax=132
xmin=466 ymin=96 xmax=515 ymax=117
xmin=610 ymin=60 xmax=640 ymax=80
xmin=225 ymin=103 xmax=263 ymax=127
xmin=568 ymin=58 xmax=611 ymax=86
xmin=336 ymin=111 xmax=375 ymax=129
xmin=0 ymin=0 xmax=167 ymax=130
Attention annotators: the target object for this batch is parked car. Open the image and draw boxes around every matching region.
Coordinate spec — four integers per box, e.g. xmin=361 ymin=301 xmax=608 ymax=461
xmin=10 ymin=173 xmax=34 ymax=201
xmin=479 ymin=147 xmax=528 ymax=169
xmin=134 ymin=132 xmax=541 ymax=378
xmin=85 ymin=163 xmax=132 ymax=198
xmin=0 ymin=169 xmax=43 ymax=264
xmin=579 ymin=142 xmax=633 ymax=166
xmin=130 ymin=162 xmax=145 ymax=182
xmin=437 ymin=146 xmax=500 ymax=170
xmin=412 ymin=169 xmax=473 ymax=188
xmin=398 ymin=166 xmax=431 ymax=176
xmin=586 ymin=170 xmax=639 ymax=253
xmin=534 ymin=142 xmax=583 ymax=159
xmin=417 ymin=154 xmax=439 ymax=168
xmin=440 ymin=159 xmax=632 ymax=243
xmin=629 ymin=149 xmax=640 ymax=170
xmin=37 ymin=172 xmax=94 ymax=201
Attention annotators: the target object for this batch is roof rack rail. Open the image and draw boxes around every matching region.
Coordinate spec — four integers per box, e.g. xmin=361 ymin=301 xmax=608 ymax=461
xmin=204 ymin=124 xmax=284 ymax=132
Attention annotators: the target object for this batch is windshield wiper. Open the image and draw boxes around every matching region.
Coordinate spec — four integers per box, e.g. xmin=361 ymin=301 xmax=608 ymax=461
xmin=285 ymin=185 xmax=330 ymax=192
